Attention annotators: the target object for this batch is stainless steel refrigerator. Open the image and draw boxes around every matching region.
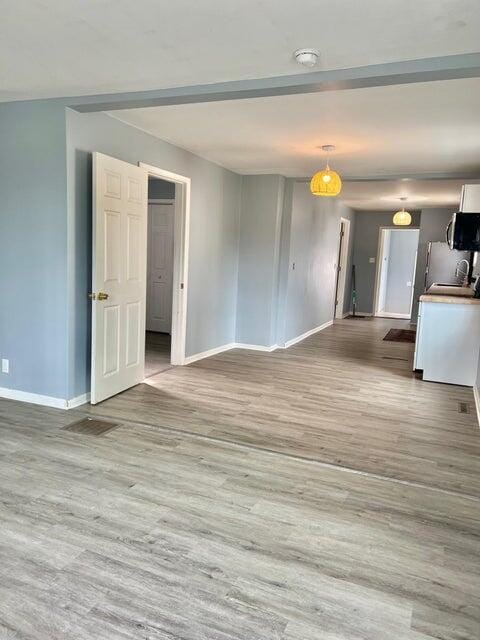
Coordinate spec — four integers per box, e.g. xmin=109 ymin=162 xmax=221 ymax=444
xmin=424 ymin=242 xmax=470 ymax=291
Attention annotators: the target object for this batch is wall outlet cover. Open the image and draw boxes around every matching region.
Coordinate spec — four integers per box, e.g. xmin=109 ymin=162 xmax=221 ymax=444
xmin=369 ymin=257 xmax=376 ymax=263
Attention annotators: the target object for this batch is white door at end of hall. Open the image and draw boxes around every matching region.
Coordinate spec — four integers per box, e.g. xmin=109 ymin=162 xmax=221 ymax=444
xmin=147 ymin=202 xmax=174 ymax=333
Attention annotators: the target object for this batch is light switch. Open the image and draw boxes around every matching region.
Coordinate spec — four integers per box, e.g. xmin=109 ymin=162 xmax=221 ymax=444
xmin=1 ymin=359 xmax=9 ymax=374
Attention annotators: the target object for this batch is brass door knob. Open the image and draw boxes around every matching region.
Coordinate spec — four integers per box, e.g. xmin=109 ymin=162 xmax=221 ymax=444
xmin=97 ymin=292 xmax=109 ymax=301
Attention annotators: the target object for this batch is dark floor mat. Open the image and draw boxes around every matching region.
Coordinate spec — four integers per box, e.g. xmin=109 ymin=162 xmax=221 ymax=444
xmin=383 ymin=329 xmax=416 ymax=343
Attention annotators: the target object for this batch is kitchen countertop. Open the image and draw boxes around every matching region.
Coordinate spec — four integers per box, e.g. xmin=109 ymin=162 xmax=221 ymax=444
xmin=419 ymin=283 xmax=480 ymax=305
xmin=420 ymin=293 xmax=480 ymax=305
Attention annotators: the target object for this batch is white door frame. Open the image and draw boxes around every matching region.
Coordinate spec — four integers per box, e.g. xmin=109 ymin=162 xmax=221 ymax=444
xmin=373 ymin=226 xmax=420 ymax=319
xmin=140 ymin=163 xmax=190 ymax=365
xmin=334 ymin=217 xmax=351 ymax=319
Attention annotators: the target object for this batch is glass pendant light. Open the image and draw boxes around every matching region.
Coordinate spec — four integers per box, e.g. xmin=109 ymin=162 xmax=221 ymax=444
xmin=310 ymin=145 xmax=342 ymax=197
xmin=393 ymin=197 xmax=412 ymax=226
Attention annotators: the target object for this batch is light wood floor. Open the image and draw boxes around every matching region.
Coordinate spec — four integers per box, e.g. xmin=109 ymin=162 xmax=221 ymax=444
xmin=90 ymin=318 xmax=480 ymax=497
xmin=0 ymin=318 xmax=479 ymax=639
xmin=144 ymin=331 xmax=172 ymax=378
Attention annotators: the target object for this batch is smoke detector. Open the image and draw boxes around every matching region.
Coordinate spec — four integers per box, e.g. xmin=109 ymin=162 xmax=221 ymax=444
xmin=294 ymin=48 xmax=319 ymax=68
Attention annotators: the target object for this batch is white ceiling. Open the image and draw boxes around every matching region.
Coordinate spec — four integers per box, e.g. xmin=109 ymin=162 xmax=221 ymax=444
xmin=1 ymin=0 xmax=480 ymax=102
xmin=111 ymin=78 xmax=480 ymax=208
xmin=337 ymin=179 xmax=474 ymax=211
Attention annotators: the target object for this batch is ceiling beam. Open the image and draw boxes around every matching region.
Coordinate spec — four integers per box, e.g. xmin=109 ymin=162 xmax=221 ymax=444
xmin=70 ymin=52 xmax=480 ymax=113
xmin=290 ymin=172 xmax=480 ymax=183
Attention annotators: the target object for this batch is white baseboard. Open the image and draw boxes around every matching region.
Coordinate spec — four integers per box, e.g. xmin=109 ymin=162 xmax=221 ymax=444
xmin=282 ymin=320 xmax=333 ymax=349
xmin=0 ymin=387 xmax=91 ymax=410
xmin=0 ymin=386 xmax=67 ymax=409
xmin=375 ymin=311 xmax=411 ymax=319
xmin=66 ymin=393 xmax=91 ymax=409
xmin=234 ymin=343 xmax=278 ymax=352
xmin=184 ymin=343 xmax=236 ymax=365
xmin=474 ymin=385 xmax=480 ymax=428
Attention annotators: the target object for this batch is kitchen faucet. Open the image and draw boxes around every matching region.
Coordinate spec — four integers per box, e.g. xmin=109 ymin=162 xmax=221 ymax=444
xmin=455 ymin=258 xmax=470 ymax=284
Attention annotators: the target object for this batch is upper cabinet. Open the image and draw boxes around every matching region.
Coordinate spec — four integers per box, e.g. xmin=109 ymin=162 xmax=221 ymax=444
xmin=460 ymin=184 xmax=480 ymax=213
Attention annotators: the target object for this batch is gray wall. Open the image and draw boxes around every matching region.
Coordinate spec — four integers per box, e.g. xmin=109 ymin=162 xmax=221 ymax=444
xmin=66 ymin=109 xmax=242 ymax=399
xmin=351 ymin=211 xmax=421 ymax=314
xmin=281 ymin=181 xmax=356 ymax=344
xmin=148 ymin=178 xmax=176 ymax=200
xmin=411 ymin=207 xmax=456 ymax=322
xmin=0 ymin=101 xmax=69 ymax=398
xmin=236 ymin=175 xmax=284 ymax=346
xmin=385 ymin=229 xmax=420 ymax=315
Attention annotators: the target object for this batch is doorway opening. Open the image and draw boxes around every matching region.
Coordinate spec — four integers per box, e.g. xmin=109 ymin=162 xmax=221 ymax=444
xmin=145 ymin=177 xmax=176 ymax=377
xmin=141 ymin=163 xmax=191 ymax=377
xmin=373 ymin=227 xmax=420 ymax=320
xmin=334 ymin=217 xmax=351 ymax=319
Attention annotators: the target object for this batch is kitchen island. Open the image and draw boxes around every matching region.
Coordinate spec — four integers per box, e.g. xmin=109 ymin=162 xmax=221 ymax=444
xmin=414 ymin=286 xmax=480 ymax=386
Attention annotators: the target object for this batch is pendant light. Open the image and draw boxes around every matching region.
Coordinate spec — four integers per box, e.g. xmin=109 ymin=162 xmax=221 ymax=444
xmin=392 ymin=197 xmax=412 ymax=226
xmin=310 ymin=145 xmax=342 ymax=197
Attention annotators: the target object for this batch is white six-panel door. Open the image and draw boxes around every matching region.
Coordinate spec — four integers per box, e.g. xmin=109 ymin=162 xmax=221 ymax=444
xmin=146 ymin=202 xmax=174 ymax=333
xmin=91 ymin=153 xmax=148 ymax=404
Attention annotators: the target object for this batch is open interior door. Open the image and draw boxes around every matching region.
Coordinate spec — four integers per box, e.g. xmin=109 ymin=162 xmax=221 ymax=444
xmin=91 ymin=152 xmax=148 ymax=404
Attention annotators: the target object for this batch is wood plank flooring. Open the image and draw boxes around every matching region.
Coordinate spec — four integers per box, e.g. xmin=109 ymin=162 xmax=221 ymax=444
xmin=144 ymin=331 xmax=172 ymax=378
xmin=88 ymin=318 xmax=480 ymax=497
xmin=0 ymin=318 xmax=479 ymax=639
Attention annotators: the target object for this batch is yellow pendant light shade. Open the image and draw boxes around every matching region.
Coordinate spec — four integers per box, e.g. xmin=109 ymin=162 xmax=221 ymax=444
xmin=392 ymin=198 xmax=412 ymax=226
xmin=310 ymin=144 xmax=342 ymax=197
xmin=310 ymin=166 xmax=342 ymax=197
xmin=392 ymin=210 xmax=412 ymax=226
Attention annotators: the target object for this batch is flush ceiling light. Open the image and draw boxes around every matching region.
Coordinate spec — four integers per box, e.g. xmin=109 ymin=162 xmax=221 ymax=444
xmin=294 ymin=48 xmax=319 ymax=67
xmin=310 ymin=145 xmax=342 ymax=197
xmin=393 ymin=197 xmax=412 ymax=226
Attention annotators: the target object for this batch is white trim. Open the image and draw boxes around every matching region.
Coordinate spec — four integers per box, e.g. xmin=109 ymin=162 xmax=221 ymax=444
xmin=282 ymin=320 xmax=333 ymax=349
xmin=140 ymin=163 xmax=190 ymax=366
xmin=0 ymin=387 xmax=67 ymax=409
xmin=375 ymin=311 xmax=412 ymax=319
xmin=235 ymin=343 xmax=278 ymax=352
xmin=474 ymin=384 xmax=480 ymax=427
xmin=174 ymin=322 xmax=334 ymax=366
xmin=66 ymin=393 xmax=91 ymax=409
xmin=334 ymin=217 xmax=351 ymax=319
xmin=184 ymin=343 xmax=236 ymax=365
xmin=0 ymin=388 xmax=91 ymax=409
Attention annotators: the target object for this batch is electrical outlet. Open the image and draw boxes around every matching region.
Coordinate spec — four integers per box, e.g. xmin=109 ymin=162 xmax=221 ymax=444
xmin=1 ymin=359 xmax=9 ymax=374
xmin=369 ymin=257 xmax=376 ymax=263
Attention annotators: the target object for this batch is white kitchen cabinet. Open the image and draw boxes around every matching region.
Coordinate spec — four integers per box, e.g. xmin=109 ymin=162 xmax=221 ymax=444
xmin=413 ymin=304 xmax=425 ymax=371
xmin=460 ymin=184 xmax=480 ymax=213
xmin=414 ymin=299 xmax=480 ymax=386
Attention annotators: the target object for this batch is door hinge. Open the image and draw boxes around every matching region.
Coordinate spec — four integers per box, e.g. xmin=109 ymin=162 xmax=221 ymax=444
xmin=180 ymin=283 xmax=184 ymax=290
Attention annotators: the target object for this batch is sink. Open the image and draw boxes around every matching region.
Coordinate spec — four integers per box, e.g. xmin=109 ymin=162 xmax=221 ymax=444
xmin=432 ymin=282 xmax=463 ymax=287
xmin=427 ymin=283 xmax=474 ymax=297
